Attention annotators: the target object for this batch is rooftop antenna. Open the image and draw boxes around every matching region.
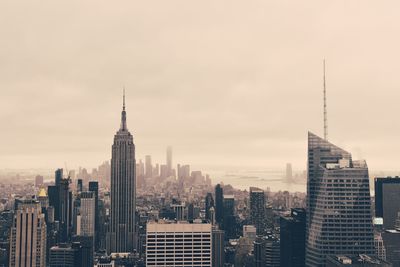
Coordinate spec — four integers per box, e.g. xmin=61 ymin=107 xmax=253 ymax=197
xmin=323 ymin=59 xmax=328 ymax=141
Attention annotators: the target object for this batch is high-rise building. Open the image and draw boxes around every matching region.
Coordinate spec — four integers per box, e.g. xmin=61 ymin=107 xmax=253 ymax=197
xmin=107 ymin=93 xmax=136 ymax=253
xmin=374 ymin=176 xmax=400 ymax=229
xmin=205 ymin=193 xmax=215 ymax=221
xmin=243 ymin=225 xmax=257 ymax=242
xmin=9 ymin=200 xmax=47 ymax=267
xmin=171 ymin=204 xmax=185 ymax=221
xmin=166 ymin=146 xmax=172 ymax=177
xmin=77 ymin=179 xmax=83 ymax=192
xmin=55 ymin=168 xmax=63 ymax=186
xmin=254 ymin=235 xmax=280 ymax=267
xmin=88 ymin=181 xmax=99 ymax=250
xmin=79 ymin=191 xmax=95 ymax=237
xmin=249 ymin=187 xmax=266 ymax=235
xmin=286 ymin=163 xmax=293 ymax=182
xmin=222 ymin=195 xmax=236 ymax=240
xmin=212 ymin=227 xmax=224 ymax=267
xmin=215 ymin=184 xmax=223 ymax=225
xmin=49 ymin=243 xmax=81 ymax=267
xmin=145 ymin=155 xmax=152 ymax=178
xmin=59 ymin=178 xmax=72 ymax=242
xmin=280 ymin=208 xmax=306 ymax=267
xmin=305 ymin=132 xmax=375 ymax=266
xmin=35 ymin=175 xmax=44 ymax=187
xmin=146 ymin=221 xmax=212 ymax=266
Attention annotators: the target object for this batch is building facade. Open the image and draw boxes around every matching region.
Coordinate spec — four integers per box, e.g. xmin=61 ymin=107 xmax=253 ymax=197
xmin=146 ymin=221 xmax=212 ymax=266
xmin=9 ymin=200 xmax=47 ymax=267
xmin=107 ymin=94 xmax=136 ymax=253
xmin=305 ymin=132 xmax=375 ymax=266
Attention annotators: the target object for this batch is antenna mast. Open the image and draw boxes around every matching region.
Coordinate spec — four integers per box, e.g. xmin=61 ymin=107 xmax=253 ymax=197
xmin=323 ymin=59 xmax=328 ymax=140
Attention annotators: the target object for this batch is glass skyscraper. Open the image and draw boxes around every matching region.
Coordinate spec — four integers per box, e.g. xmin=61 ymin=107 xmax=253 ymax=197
xmin=306 ymin=132 xmax=374 ymax=266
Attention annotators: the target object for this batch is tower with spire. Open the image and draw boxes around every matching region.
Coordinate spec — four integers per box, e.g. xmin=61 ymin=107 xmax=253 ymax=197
xmin=106 ymin=90 xmax=137 ymax=253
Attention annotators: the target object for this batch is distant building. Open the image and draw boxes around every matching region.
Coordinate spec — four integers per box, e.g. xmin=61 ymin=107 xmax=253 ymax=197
xmin=35 ymin=175 xmax=44 ymax=187
xmin=88 ymin=181 xmax=99 ymax=250
xmin=280 ymin=208 xmax=306 ymax=267
xmin=171 ymin=204 xmax=185 ymax=221
xmin=9 ymin=200 xmax=46 ymax=267
xmin=166 ymin=146 xmax=173 ymax=177
xmin=146 ymin=221 xmax=212 ymax=266
xmin=215 ymin=184 xmax=223 ymax=225
xmin=286 ymin=163 xmax=293 ymax=182
xmin=326 ymin=255 xmax=392 ymax=267
xmin=306 ymin=133 xmax=375 ymax=266
xmin=145 ymin=155 xmax=152 ymax=178
xmin=249 ymin=187 xmax=266 ymax=234
xmin=374 ymin=177 xmax=400 ymax=229
xmin=222 ymin=195 xmax=236 ymax=240
xmin=205 ymin=193 xmax=215 ymax=221
xmin=79 ymin=191 xmax=95 ymax=237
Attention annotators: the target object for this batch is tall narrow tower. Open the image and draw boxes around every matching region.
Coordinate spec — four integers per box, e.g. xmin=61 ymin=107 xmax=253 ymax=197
xmin=107 ymin=90 xmax=136 ymax=253
xmin=323 ymin=59 xmax=328 ymax=140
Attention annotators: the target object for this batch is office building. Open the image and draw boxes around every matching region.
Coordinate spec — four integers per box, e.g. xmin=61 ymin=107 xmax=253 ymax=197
xmin=205 ymin=192 xmax=215 ymax=221
xmin=35 ymin=175 xmax=44 ymax=187
xmin=167 ymin=146 xmax=172 ymax=177
xmin=243 ymin=225 xmax=256 ymax=242
xmin=88 ymin=181 xmax=99 ymax=250
xmin=9 ymin=200 xmax=47 ymax=267
xmin=382 ymin=229 xmax=400 ymax=267
xmin=215 ymin=184 xmax=223 ymax=225
xmin=280 ymin=208 xmax=306 ymax=267
xmin=55 ymin=168 xmax=63 ymax=186
xmin=212 ymin=227 xmax=224 ymax=267
xmin=146 ymin=221 xmax=212 ymax=266
xmin=145 ymin=155 xmax=152 ymax=178
xmin=79 ymin=191 xmax=95 ymax=237
xmin=249 ymin=187 xmax=266 ymax=234
xmin=326 ymin=255 xmax=392 ymax=267
xmin=254 ymin=235 xmax=280 ymax=267
xmin=59 ymin=177 xmax=72 ymax=242
xmin=222 ymin=195 xmax=235 ymax=239
xmin=107 ymin=93 xmax=136 ymax=253
xmin=374 ymin=177 xmax=400 ymax=229
xmin=306 ymin=132 xmax=375 ymax=266
xmin=171 ymin=204 xmax=185 ymax=221
xmin=49 ymin=243 xmax=79 ymax=267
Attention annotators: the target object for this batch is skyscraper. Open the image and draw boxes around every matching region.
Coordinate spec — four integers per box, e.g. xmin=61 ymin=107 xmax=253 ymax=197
xmin=55 ymin=168 xmax=63 ymax=186
xmin=9 ymin=200 xmax=47 ymax=267
xmin=215 ymin=184 xmax=223 ymax=225
xmin=59 ymin=177 xmax=72 ymax=242
xmin=374 ymin=176 xmax=400 ymax=229
xmin=205 ymin=192 xmax=215 ymax=221
xmin=305 ymin=132 xmax=375 ymax=266
xmin=79 ymin=191 xmax=95 ymax=237
xmin=249 ymin=187 xmax=266 ymax=235
xmin=222 ymin=195 xmax=236 ymax=240
xmin=280 ymin=208 xmax=306 ymax=267
xmin=166 ymin=146 xmax=172 ymax=177
xmin=107 ymin=92 xmax=136 ymax=253
xmin=88 ymin=181 xmax=99 ymax=250
xmin=145 ymin=155 xmax=152 ymax=178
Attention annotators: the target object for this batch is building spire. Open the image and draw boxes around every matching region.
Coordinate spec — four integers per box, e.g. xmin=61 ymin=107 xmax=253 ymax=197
xmin=120 ymin=88 xmax=127 ymax=130
xmin=323 ymin=59 xmax=328 ymax=141
xmin=123 ymin=86 xmax=126 ymax=111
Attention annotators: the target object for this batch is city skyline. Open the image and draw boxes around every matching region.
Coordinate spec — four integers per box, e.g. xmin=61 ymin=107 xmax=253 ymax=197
xmin=2 ymin=1 xmax=400 ymax=171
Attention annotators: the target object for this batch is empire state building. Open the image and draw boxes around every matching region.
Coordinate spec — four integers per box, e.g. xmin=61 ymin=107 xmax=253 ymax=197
xmin=107 ymin=92 xmax=136 ymax=253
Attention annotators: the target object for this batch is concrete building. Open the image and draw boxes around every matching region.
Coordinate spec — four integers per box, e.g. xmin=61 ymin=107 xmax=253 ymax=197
xmin=249 ymin=187 xmax=266 ymax=234
xmin=9 ymin=200 xmax=47 ymax=267
xmin=146 ymin=221 xmax=212 ymax=266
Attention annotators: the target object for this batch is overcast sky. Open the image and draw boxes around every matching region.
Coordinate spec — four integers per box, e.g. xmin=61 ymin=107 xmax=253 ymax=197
xmin=1 ymin=0 xmax=400 ymax=171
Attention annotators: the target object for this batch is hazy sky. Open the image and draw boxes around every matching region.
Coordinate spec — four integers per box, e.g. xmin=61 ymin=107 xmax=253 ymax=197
xmin=1 ymin=0 xmax=400 ymax=171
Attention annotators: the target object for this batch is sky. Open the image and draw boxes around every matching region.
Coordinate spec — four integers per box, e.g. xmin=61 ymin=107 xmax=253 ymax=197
xmin=1 ymin=0 xmax=400 ymax=172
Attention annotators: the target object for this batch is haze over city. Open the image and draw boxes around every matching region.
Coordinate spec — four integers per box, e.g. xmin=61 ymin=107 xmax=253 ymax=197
xmin=1 ymin=0 xmax=400 ymax=172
